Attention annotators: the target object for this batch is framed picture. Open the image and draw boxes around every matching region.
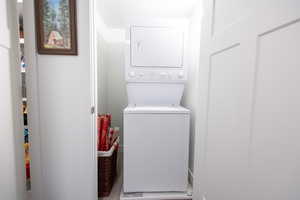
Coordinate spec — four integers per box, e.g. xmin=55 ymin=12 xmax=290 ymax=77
xmin=34 ymin=0 xmax=78 ymax=55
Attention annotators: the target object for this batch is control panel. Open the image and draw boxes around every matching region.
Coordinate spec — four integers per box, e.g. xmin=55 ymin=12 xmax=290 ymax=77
xmin=126 ymin=70 xmax=186 ymax=82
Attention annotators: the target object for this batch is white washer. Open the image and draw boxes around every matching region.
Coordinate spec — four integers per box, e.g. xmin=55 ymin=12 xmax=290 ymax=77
xmin=123 ymin=25 xmax=190 ymax=195
xmin=123 ymin=106 xmax=190 ymax=193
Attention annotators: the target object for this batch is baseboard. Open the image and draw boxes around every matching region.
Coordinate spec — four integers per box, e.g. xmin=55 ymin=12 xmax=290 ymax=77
xmin=188 ymin=168 xmax=194 ymax=186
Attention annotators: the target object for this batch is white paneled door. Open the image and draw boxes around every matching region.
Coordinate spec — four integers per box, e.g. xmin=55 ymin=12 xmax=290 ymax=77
xmin=194 ymin=1 xmax=300 ymax=200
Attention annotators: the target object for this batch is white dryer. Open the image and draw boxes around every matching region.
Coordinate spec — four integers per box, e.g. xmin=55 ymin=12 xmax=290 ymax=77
xmin=123 ymin=26 xmax=190 ymax=194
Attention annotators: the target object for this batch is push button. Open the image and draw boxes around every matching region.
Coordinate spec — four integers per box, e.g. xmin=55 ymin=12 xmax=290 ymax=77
xmin=178 ymin=72 xmax=184 ymax=79
xmin=129 ymin=71 xmax=136 ymax=78
xmin=160 ymin=72 xmax=168 ymax=78
xmin=139 ymin=72 xmax=144 ymax=77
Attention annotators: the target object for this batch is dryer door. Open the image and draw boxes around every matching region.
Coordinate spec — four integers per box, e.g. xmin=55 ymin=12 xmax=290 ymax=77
xmin=131 ymin=26 xmax=184 ymax=67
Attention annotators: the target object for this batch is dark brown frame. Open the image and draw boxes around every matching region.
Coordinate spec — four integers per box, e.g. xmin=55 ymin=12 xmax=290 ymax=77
xmin=34 ymin=0 xmax=78 ymax=55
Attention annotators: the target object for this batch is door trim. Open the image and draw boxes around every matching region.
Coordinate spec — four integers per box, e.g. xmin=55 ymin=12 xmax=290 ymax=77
xmin=89 ymin=0 xmax=98 ymax=198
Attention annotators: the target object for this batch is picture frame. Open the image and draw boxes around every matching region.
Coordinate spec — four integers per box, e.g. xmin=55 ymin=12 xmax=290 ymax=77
xmin=34 ymin=0 xmax=78 ymax=55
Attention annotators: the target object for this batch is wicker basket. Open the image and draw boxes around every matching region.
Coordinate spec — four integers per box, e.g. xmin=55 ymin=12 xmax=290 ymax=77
xmin=98 ymin=137 xmax=119 ymax=197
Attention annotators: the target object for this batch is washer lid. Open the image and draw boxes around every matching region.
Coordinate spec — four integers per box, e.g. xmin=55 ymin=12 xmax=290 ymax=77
xmin=124 ymin=106 xmax=190 ymax=114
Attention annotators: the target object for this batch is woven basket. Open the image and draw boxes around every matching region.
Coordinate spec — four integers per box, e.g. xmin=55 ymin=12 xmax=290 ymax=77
xmin=98 ymin=137 xmax=119 ymax=197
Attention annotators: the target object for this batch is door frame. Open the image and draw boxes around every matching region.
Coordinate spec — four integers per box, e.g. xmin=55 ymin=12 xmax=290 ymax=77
xmin=89 ymin=0 xmax=98 ymax=198
xmin=192 ymin=0 xmax=212 ymax=199
xmin=2 ymin=0 xmax=27 ymax=199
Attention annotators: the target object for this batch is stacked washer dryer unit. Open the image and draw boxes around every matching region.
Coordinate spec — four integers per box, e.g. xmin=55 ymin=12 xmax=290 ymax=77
xmin=123 ymin=26 xmax=190 ymax=195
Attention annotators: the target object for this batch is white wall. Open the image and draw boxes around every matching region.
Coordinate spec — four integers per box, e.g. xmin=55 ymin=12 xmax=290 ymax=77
xmin=96 ymin=14 xmax=127 ymax=145
xmin=98 ymin=42 xmax=127 ymax=144
xmin=24 ymin=1 xmax=96 ymax=200
xmin=0 ymin=0 xmax=26 ymax=199
xmin=97 ymin=40 xmax=127 ymax=145
xmin=97 ymin=34 xmax=108 ymax=114
xmin=182 ymin=3 xmax=202 ymax=182
xmin=106 ymin=43 xmax=127 ymax=142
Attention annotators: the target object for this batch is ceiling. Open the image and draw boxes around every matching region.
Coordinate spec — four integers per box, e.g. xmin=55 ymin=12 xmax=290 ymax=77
xmin=96 ymin=0 xmax=199 ymax=28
